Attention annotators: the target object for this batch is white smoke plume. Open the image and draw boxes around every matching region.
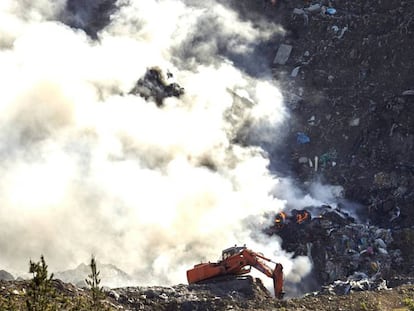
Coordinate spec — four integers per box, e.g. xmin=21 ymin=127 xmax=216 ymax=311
xmin=0 ymin=0 xmax=336 ymax=290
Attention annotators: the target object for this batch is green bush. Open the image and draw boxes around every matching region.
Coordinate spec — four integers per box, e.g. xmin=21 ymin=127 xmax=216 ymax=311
xmin=403 ymin=297 xmax=414 ymax=311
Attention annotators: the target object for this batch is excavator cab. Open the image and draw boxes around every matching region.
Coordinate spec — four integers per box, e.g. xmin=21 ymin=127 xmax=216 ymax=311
xmin=221 ymin=245 xmax=246 ymax=260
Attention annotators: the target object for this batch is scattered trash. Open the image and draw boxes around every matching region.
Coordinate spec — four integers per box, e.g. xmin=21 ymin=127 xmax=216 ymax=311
xmin=314 ymin=156 xmax=319 ymax=172
xmin=270 ymin=205 xmax=402 ymax=292
xmin=293 ymin=8 xmax=305 ymax=15
xmin=292 ymin=8 xmax=309 ymax=25
xmin=298 ymin=156 xmax=308 ymax=164
xmin=12 ymin=289 xmax=20 ymax=295
xmin=336 ymin=26 xmax=348 ymax=39
xmin=402 ymin=90 xmax=414 ymax=96
xmin=308 ymin=115 xmax=317 ymax=126
xmin=283 ymin=92 xmax=303 ymax=109
xmin=322 ymin=272 xmax=388 ymax=295
xmin=305 ymin=4 xmax=322 ymax=13
xmin=331 ymin=25 xmax=340 ymax=33
xmin=389 ymin=207 xmax=400 ymax=222
xmin=389 ymin=123 xmax=398 ymax=136
xmin=349 ymin=117 xmax=360 ymax=127
xmin=291 ymin=66 xmax=301 ymax=77
xmin=325 ymin=7 xmax=337 ymax=15
xmin=297 ymin=132 xmax=311 ymax=144
xmin=319 ymin=149 xmax=338 ymax=167
xmin=273 ymin=44 xmax=293 ymax=65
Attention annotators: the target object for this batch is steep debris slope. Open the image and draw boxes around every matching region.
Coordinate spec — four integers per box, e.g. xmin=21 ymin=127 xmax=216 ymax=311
xmin=1 ymin=1 xmax=413 ymax=310
xmin=267 ymin=207 xmax=405 ymax=291
xmin=268 ymin=0 xmax=414 ymax=229
xmin=225 ymin=0 xmax=414 ymax=300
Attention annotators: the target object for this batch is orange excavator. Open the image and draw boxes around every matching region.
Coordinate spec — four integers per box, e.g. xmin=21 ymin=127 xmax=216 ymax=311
xmin=186 ymin=245 xmax=284 ymax=299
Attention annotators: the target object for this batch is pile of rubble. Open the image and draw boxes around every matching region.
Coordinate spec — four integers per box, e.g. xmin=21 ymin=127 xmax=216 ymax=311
xmin=268 ymin=206 xmax=406 ymax=294
xmin=129 ymin=68 xmax=185 ymax=107
xmin=0 ymin=276 xmax=282 ymax=311
xmin=109 ymin=276 xmax=273 ymax=310
xmin=266 ymin=0 xmax=414 ymax=230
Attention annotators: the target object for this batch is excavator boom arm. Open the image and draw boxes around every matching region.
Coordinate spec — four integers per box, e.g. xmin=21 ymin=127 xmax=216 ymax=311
xmin=242 ymin=249 xmax=284 ymax=298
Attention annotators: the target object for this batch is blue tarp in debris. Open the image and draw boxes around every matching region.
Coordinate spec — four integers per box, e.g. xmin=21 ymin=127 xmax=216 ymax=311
xmin=297 ymin=132 xmax=311 ymax=144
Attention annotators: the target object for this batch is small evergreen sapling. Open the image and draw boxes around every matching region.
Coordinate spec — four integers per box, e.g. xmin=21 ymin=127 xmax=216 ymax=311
xmin=85 ymin=255 xmax=105 ymax=309
xmin=26 ymin=255 xmax=56 ymax=311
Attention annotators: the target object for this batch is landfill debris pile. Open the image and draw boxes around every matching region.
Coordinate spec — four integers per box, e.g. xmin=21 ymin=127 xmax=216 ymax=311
xmin=267 ymin=206 xmax=406 ymax=291
xmin=109 ymin=276 xmax=276 ymax=311
xmin=260 ymin=0 xmax=414 ymax=231
xmin=1 ymin=0 xmax=414 ymax=310
xmin=320 ymin=272 xmax=389 ymax=295
xmin=220 ymin=0 xmax=414 ymax=297
xmin=129 ymin=68 xmax=185 ymax=106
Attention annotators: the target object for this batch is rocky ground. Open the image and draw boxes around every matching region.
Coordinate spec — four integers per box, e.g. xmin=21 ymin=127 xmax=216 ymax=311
xmin=1 ymin=0 xmax=413 ymax=310
xmin=2 ymin=276 xmax=414 ymax=310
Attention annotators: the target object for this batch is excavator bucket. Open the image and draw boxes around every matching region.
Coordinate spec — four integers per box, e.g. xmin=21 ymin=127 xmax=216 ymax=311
xmin=273 ymin=263 xmax=284 ymax=299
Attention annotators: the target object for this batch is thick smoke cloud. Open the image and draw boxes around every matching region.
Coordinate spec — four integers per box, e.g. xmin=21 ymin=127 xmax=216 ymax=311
xmin=0 ymin=0 xmax=339 ymax=290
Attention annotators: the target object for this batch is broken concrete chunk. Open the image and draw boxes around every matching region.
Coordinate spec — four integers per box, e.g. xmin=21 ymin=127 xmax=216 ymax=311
xmin=273 ymin=44 xmax=293 ymax=65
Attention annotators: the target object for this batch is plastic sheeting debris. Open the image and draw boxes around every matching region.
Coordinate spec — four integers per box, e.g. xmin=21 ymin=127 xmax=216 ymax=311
xmin=297 ymin=132 xmax=311 ymax=144
xmin=326 ymin=7 xmax=337 ymax=15
xmin=273 ymin=44 xmax=293 ymax=65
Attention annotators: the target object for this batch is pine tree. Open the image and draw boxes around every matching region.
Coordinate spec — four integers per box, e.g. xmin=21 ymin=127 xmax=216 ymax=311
xmin=85 ymin=255 xmax=105 ymax=310
xmin=26 ymin=255 xmax=56 ymax=311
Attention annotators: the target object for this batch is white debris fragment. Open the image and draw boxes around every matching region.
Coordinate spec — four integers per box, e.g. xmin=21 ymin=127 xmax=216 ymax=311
xmin=402 ymin=90 xmax=414 ymax=96
xmin=273 ymin=44 xmax=293 ymax=65
xmin=293 ymin=8 xmax=305 ymax=15
xmin=291 ymin=66 xmax=301 ymax=77
xmin=349 ymin=117 xmax=360 ymax=126
xmin=305 ymin=4 xmax=322 ymax=13
xmin=337 ymin=26 xmax=349 ymax=39
xmin=159 ymin=293 xmax=169 ymax=300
